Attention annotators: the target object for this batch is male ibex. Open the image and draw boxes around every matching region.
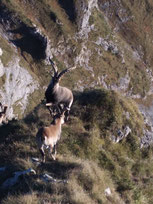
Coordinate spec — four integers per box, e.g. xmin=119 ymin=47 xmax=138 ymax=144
xmin=45 ymin=58 xmax=76 ymax=121
xmin=36 ymin=109 xmax=66 ymax=163
xmin=0 ymin=103 xmax=8 ymax=125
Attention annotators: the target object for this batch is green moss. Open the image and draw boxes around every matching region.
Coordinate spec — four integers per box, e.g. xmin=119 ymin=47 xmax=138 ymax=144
xmin=0 ymin=74 xmax=6 ymax=88
xmin=89 ymin=8 xmax=112 ymax=39
xmin=12 ymin=103 xmax=23 ymax=119
xmin=24 ymin=88 xmax=44 ymax=117
xmin=129 ymin=65 xmax=150 ymax=97
xmin=1 ymin=0 xmax=33 ymax=26
xmin=0 ymin=37 xmax=14 ymax=66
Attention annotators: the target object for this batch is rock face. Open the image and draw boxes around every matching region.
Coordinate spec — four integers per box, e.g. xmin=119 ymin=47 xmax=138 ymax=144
xmin=1 ymin=168 xmax=36 ymax=189
xmin=0 ymin=55 xmax=39 ymax=119
xmin=112 ymin=126 xmax=132 ymax=143
xmin=77 ymin=0 xmax=99 ymax=38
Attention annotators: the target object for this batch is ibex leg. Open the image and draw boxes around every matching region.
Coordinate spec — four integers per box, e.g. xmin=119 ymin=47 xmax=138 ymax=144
xmin=53 ymin=105 xmax=60 ymax=115
xmin=57 ymin=104 xmax=64 ymax=114
xmin=65 ymin=100 xmax=73 ymax=121
xmin=49 ymin=107 xmax=53 ymax=116
xmin=49 ymin=144 xmax=56 ymax=160
xmin=40 ymin=146 xmax=45 ymax=163
xmin=46 ymin=103 xmax=54 ymax=116
xmin=48 ymin=104 xmax=61 ymax=116
xmin=64 ymin=106 xmax=71 ymax=122
xmin=52 ymin=144 xmax=57 ymax=159
xmin=65 ymin=110 xmax=69 ymax=122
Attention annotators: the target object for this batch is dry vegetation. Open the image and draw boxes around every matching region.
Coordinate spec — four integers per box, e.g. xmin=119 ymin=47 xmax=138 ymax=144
xmin=0 ymin=89 xmax=153 ymax=203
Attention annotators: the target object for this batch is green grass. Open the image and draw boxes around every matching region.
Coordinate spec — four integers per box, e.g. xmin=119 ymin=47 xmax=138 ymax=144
xmin=0 ymin=36 xmax=14 ymax=66
xmin=89 ymin=8 xmax=112 ymax=39
xmin=0 ymin=88 xmax=149 ymax=203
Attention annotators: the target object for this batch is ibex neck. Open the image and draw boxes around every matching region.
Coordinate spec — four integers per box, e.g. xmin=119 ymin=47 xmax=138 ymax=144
xmin=47 ymin=81 xmax=59 ymax=92
xmin=52 ymin=118 xmax=62 ymax=138
xmin=55 ymin=82 xmax=59 ymax=87
xmin=52 ymin=118 xmax=62 ymax=129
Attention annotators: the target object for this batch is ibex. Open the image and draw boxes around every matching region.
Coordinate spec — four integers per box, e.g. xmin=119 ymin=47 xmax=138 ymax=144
xmin=36 ymin=109 xmax=66 ymax=163
xmin=0 ymin=103 xmax=8 ymax=125
xmin=45 ymin=58 xmax=76 ymax=121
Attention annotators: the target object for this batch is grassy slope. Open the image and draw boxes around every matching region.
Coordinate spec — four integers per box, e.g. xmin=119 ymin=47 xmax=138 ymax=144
xmin=0 ymin=89 xmax=152 ymax=204
xmin=97 ymin=0 xmax=153 ymax=97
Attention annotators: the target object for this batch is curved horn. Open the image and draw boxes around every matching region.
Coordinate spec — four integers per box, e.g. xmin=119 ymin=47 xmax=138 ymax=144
xmin=49 ymin=57 xmax=58 ymax=75
xmin=57 ymin=66 xmax=76 ymax=80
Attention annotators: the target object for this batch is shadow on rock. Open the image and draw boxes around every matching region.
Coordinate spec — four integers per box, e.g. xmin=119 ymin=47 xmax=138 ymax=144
xmin=8 ymin=23 xmax=47 ymax=60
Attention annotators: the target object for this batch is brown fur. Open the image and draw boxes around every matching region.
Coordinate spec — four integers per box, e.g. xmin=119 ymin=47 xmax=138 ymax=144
xmin=36 ymin=112 xmax=65 ymax=163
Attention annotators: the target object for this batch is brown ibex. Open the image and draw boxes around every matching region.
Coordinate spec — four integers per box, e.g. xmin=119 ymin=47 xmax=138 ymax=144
xmin=45 ymin=58 xmax=76 ymax=121
xmin=0 ymin=103 xmax=8 ymax=125
xmin=36 ymin=109 xmax=66 ymax=163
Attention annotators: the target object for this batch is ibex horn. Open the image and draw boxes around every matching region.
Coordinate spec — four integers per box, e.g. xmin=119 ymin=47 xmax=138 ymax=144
xmin=58 ymin=66 xmax=76 ymax=80
xmin=49 ymin=57 xmax=58 ymax=74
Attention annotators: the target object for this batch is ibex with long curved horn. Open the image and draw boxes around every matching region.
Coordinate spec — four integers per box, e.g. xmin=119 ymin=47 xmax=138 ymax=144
xmin=36 ymin=109 xmax=66 ymax=163
xmin=45 ymin=58 xmax=76 ymax=121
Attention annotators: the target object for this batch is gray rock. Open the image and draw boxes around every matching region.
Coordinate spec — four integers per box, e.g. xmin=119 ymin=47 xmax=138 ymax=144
xmin=1 ymin=168 xmax=36 ymax=189
xmin=40 ymin=173 xmax=68 ymax=184
xmin=114 ymin=126 xmax=131 ymax=143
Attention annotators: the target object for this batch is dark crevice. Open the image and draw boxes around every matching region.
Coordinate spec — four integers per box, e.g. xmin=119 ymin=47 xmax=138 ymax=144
xmin=0 ymin=3 xmax=47 ymax=60
xmin=58 ymin=0 xmax=76 ymax=22
xmin=8 ymin=24 xmax=47 ymax=60
xmin=50 ymin=11 xmax=57 ymax=23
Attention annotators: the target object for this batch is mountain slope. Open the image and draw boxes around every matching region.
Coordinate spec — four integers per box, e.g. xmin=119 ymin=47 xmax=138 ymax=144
xmin=0 ymin=0 xmax=153 ymax=203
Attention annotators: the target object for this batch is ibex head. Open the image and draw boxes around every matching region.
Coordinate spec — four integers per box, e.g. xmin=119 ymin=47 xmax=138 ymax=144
xmin=52 ymin=107 xmax=68 ymax=125
xmin=49 ymin=57 xmax=76 ymax=85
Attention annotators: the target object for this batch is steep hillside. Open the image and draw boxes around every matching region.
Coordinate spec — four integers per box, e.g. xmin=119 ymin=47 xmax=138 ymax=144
xmin=0 ymin=0 xmax=153 ymax=203
xmin=0 ymin=89 xmax=150 ymax=204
